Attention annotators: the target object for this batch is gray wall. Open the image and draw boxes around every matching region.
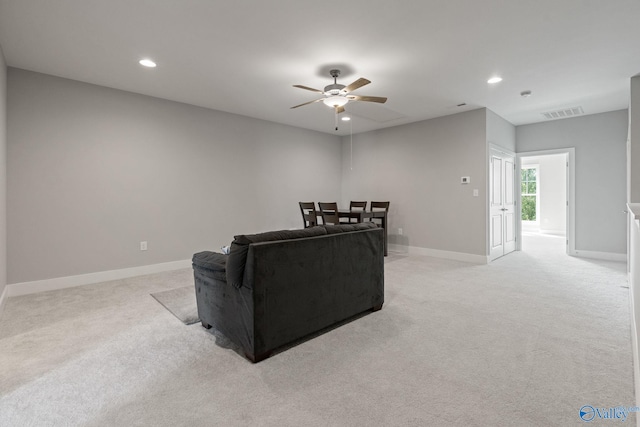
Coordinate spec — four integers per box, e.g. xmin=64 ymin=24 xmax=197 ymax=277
xmin=517 ymin=110 xmax=628 ymax=254
xmin=5 ymin=66 xmax=630 ymax=286
xmin=627 ymin=74 xmax=640 ymax=417
xmin=341 ymin=109 xmax=488 ymax=256
xmin=487 ymin=109 xmax=516 ymax=153
xmin=630 ymin=76 xmax=640 ymax=203
xmin=7 ymin=69 xmax=342 ymax=284
xmin=0 ymin=46 xmax=6 ymax=297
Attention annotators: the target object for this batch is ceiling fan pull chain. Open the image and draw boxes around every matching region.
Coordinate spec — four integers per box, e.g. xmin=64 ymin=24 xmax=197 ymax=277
xmin=335 ymin=108 xmax=339 ymax=130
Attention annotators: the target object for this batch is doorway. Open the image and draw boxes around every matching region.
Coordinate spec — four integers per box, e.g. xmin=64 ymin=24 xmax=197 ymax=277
xmin=516 ymin=148 xmax=575 ymax=255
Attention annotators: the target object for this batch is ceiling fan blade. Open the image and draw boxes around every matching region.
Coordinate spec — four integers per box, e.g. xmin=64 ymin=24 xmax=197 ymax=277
xmin=347 ymin=95 xmax=387 ymax=104
xmin=290 ymin=98 xmax=324 ymax=109
xmin=343 ymin=78 xmax=371 ymax=94
xmin=336 ymin=105 xmax=346 ymax=114
xmin=293 ymin=84 xmax=324 ymax=93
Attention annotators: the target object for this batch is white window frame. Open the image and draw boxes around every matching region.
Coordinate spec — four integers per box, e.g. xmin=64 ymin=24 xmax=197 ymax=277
xmin=521 ymin=164 xmax=539 ymax=229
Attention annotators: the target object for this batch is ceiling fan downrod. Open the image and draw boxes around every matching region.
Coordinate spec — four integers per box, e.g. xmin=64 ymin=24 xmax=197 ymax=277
xmin=325 ymin=69 xmax=346 ymax=95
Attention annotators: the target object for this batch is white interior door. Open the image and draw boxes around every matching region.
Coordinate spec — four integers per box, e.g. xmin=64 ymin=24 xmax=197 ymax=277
xmin=490 ymin=154 xmax=505 ymax=259
xmin=503 ymin=156 xmax=516 ymax=254
xmin=490 ymin=147 xmax=516 ymax=261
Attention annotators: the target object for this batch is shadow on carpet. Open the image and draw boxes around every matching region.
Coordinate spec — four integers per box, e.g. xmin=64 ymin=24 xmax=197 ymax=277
xmin=150 ymin=286 xmax=199 ymax=325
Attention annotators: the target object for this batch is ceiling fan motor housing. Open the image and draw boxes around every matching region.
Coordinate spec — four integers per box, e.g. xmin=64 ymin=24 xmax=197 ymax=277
xmin=324 ymin=83 xmax=346 ymax=95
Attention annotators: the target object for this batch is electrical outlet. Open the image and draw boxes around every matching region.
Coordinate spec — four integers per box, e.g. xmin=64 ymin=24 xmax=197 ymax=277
xmin=140 ymin=241 xmax=148 ymax=251
xmin=473 ymin=189 xmax=479 ymax=197
xmin=398 ymin=228 xmax=403 ymax=235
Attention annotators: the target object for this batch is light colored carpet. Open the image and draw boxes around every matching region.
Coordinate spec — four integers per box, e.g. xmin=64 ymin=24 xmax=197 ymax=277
xmin=0 ymin=234 xmax=634 ymax=426
xmin=150 ymin=286 xmax=198 ymax=325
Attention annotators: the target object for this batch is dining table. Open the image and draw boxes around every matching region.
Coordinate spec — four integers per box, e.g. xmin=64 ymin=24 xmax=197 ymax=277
xmin=317 ymin=209 xmax=388 ymax=256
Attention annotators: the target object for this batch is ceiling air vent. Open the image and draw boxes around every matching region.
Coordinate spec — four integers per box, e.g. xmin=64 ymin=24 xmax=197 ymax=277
xmin=541 ymin=106 xmax=584 ymax=120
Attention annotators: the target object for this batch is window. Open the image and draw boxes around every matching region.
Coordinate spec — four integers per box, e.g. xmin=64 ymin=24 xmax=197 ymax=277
xmin=521 ymin=166 xmax=538 ymax=221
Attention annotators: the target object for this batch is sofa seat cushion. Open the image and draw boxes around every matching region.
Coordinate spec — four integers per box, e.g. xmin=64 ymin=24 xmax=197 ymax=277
xmin=227 ymin=226 xmax=328 ymax=289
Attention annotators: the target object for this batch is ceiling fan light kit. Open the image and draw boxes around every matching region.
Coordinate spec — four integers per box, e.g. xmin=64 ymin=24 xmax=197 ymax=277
xmin=323 ymin=95 xmax=349 ymax=108
xmin=291 ymin=68 xmax=388 ymax=130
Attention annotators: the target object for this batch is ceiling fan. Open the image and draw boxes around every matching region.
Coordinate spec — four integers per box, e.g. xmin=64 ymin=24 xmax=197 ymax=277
xmin=291 ymin=69 xmax=387 ymax=129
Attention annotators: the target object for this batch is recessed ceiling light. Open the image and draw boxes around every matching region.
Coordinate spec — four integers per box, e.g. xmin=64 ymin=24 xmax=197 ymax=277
xmin=139 ymin=59 xmax=157 ymax=68
xmin=487 ymin=76 xmax=502 ymax=84
xmin=341 ymin=116 xmax=351 ymax=121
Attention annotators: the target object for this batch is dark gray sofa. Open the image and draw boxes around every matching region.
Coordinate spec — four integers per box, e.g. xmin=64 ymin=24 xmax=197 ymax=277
xmin=192 ymin=222 xmax=384 ymax=362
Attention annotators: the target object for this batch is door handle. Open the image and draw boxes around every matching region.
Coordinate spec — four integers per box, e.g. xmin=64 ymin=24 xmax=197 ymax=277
xmin=500 ymin=208 xmax=507 ymax=211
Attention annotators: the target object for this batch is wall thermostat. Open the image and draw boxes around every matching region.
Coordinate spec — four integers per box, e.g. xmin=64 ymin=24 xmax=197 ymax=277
xmin=461 ymin=176 xmax=470 ymax=184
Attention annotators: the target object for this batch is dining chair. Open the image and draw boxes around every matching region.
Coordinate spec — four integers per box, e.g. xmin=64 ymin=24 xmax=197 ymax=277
xmin=369 ymin=202 xmax=390 ymax=256
xmin=349 ymin=201 xmax=368 ymax=223
xmin=370 ymin=201 xmax=390 ymax=212
xmin=318 ymin=202 xmax=342 ymax=225
xmin=299 ymin=202 xmax=318 ymax=228
xmin=370 ymin=201 xmax=390 ymax=226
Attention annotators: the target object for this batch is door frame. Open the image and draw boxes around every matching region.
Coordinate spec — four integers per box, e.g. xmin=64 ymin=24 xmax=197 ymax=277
xmin=515 ymin=147 xmax=575 ymax=255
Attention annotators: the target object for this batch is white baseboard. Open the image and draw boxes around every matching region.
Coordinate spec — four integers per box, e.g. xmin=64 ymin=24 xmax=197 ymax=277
xmin=6 ymin=259 xmax=192 ymax=297
xmin=571 ymin=249 xmax=626 ymax=262
xmin=388 ymin=244 xmax=488 ymax=264
xmin=539 ymin=230 xmax=566 ymax=237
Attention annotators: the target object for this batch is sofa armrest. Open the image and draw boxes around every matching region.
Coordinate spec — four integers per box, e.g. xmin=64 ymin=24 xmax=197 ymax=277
xmin=192 ymin=251 xmax=227 ymax=282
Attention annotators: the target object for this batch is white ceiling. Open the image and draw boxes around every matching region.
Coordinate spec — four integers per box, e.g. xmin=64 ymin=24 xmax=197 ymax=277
xmin=1 ymin=0 xmax=640 ymax=136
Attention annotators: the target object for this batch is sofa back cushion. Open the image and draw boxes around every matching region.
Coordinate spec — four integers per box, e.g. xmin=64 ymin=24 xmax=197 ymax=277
xmin=322 ymin=222 xmax=377 ymax=234
xmin=234 ymin=226 xmax=328 ymax=244
xmin=226 ymin=226 xmax=328 ymax=289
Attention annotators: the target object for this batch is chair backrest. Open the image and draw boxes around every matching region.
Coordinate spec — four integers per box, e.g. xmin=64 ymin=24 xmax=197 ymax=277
xmin=370 ymin=201 xmax=390 ymax=212
xmin=318 ymin=202 xmax=340 ymax=225
xmin=349 ymin=201 xmax=367 ymax=211
xmin=299 ymin=202 xmax=317 ymax=228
